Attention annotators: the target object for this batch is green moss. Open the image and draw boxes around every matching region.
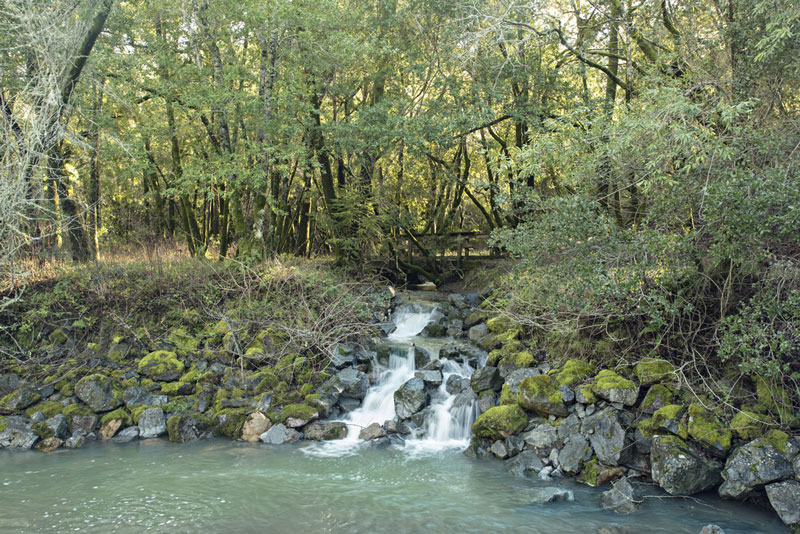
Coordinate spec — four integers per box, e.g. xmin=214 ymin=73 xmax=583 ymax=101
xmin=32 ymin=421 xmax=55 ymax=440
xmin=640 ymin=384 xmax=674 ymax=413
xmin=138 ymin=350 xmax=185 ymax=381
xmin=169 ymin=327 xmax=200 ymax=356
xmin=499 ymin=384 xmax=516 ymax=405
xmin=471 ymin=404 xmax=527 ymax=439
xmin=730 ymin=410 xmax=772 ymax=440
xmin=756 ymin=378 xmax=793 ymax=423
xmin=593 ymin=369 xmax=636 ymax=391
xmin=577 ymin=458 xmax=599 ymax=486
xmin=277 ymin=403 xmax=317 ymax=423
xmin=652 ymin=404 xmax=688 ymax=438
xmin=761 ymin=429 xmax=789 ymax=453
xmin=130 ymin=404 xmax=149 ymax=424
xmin=500 ymin=351 xmax=535 ymax=368
xmin=634 ymin=359 xmax=675 ymax=385
xmin=518 ymin=375 xmax=564 ymax=407
xmin=100 ymin=408 xmax=132 ymax=427
xmin=48 ymin=329 xmax=69 ymax=345
xmin=161 ymin=381 xmax=190 ymax=396
xmin=486 ymin=316 xmax=514 ymax=334
xmin=487 ymin=340 xmax=524 ymax=366
xmin=212 ymin=408 xmax=251 ymax=438
xmin=687 ymin=403 xmax=732 ymax=452
xmin=494 ymin=327 xmax=522 ymax=344
xmin=0 ymin=388 xmax=41 ymax=412
xmin=62 ymin=403 xmax=95 ymax=418
xmin=555 ymin=359 xmax=596 ymax=386
xmin=24 ymin=401 xmax=62 ymax=419
xmin=179 ymin=367 xmax=204 ymax=383
xmin=299 ymin=383 xmax=313 ymax=397
xmin=637 ymin=418 xmax=658 ymax=440
xmin=576 ymin=384 xmax=597 ymax=404
xmin=166 ymin=415 xmax=182 ymax=442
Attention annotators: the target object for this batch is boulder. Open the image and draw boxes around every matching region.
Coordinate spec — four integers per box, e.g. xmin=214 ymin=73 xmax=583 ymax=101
xmin=639 ymin=384 xmax=674 ymax=414
xmin=490 ymin=439 xmax=510 ymax=459
xmin=439 ymin=342 xmax=485 ymax=367
xmin=303 ymin=421 xmax=348 ymax=440
xmin=601 ymin=477 xmax=638 ymax=514
xmin=138 ymin=407 xmax=167 ymax=438
xmin=0 ymin=387 xmax=41 ymax=413
xmin=122 ymin=386 xmax=168 ymax=407
xmin=582 ymin=408 xmax=627 ymax=466
xmin=359 ymin=422 xmax=386 ymax=440
xmin=336 ymin=368 xmax=369 ymax=400
xmin=471 ymin=404 xmax=527 ymax=440
xmin=765 ymin=480 xmax=800 ymax=526
xmin=522 ymin=424 xmax=559 ymax=451
xmin=592 ymin=370 xmax=639 ymax=406
xmin=558 ymin=434 xmax=593 ymax=475
xmin=505 ymin=450 xmax=545 ymax=477
xmin=470 ymin=366 xmax=502 ymax=393
xmin=0 ymin=374 xmax=22 ymax=397
xmin=260 ymin=423 xmax=300 ymax=445
xmin=414 ymin=370 xmax=443 ymax=387
xmin=468 ymin=323 xmax=489 ymax=343
xmin=445 ymin=375 xmax=470 ymax=395
xmin=477 ymin=391 xmax=497 ymax=414
xmin=529 ymin=487 xmax=575 ymax=504
xmin=138 ymin=350 xmax=185 ymax=381
xmin=517 ymin=375 xmax=568 ymax=417
xmin=280 ymin=404 xmax=319 ymax=428
xmin=650 ymin=435 xmax=722 ymax=495
xmin=0 ymin=416 xmax=39 ymax=449
xmin=113 ymin=426 xmax=139 ymax=443
xmin=421 ymin=323 xmax=447 ymax=338
xmin=166 ymin=415 xmax=211 ymax=443
xmin=44 ymin=414 xmax=69 ymax=440
xmin=330 ymin=345 xmax=355 ymax=368
xmin=718 ymin=434 xmax=796 ymax=499
xmin=687 ymin=404 xmax=732 ymax=455
xmin=394 ymin=377 xmax=427 ymax=419
xmin=413 ymin=345 xmax=432 ymax=368
xmin=634 ymin=359 xmax=675 ymax=385
xmin=35 ymin=437 xmax=63 ymax=452
xmin=75 ymin=374 xmax=122 ymax=413
xmin=240 ymin=412 xmax=271 ymax=442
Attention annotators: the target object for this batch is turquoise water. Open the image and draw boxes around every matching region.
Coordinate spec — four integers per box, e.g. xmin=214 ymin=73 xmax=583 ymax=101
xmin=0 ymin=439 xmax=788 ymax=533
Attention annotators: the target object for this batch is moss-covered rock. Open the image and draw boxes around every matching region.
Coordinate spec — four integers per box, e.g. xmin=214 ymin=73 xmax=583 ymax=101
xmin=212 ymin=408 xmax=251 ymax=438
xmin=576 ymin=384 xmax=597 ymax=404
xmin=499 ymin=351 xmax=535 ymax=369
xmin=62 ymin=402 xmax=95 ymax=419
xmin=138 ymin=351 xmax=185 ymax=382
xmin=179 ymin=367 xmax=204 ymax=384
xmin=687 ymin=403 xmax=732 ymax=453
xmin=277 ymin=403 xmax=318 ymax=425
xmin=75 ymin=374 xmax=122 ymax=412
xmin=730 ymin=410 xmax=772 ymax=441
xmin=517 ymin=375 xmax=568 ymax=417
xmin=652 ymin=404 xmax=688 ymax=439
xmin=634 ymin=359 xmax=675 ymax=385
xmin=592 ymin=370 xmax=639 ymax=406
xmin=25 ymin=401 xmax=63 ymax=419
xmin=756 ymin=378 xmax=794 ymax=424
xmin=554 ymin=359 xmax=596 ymax=387
xmin=471 ymin=404 xmax=527 ymax=439
xmin=640 ymin=384 xmax=674 ymax=414
xmin=499 ymin=384 xmax=516 ymax=405
xmin=486 ymin=316 xmax=514 ymax=334
xmin=0 ymin=387 xmax=41 ymax=413
xmin=577 ymin=458 xmax=600 ymax=486
xmin=161 ymin=381 xmax=193 ymax=396
xmin=98 ymin=408 xmax=131 ymax=440
xmin=168 ymin=328 xmax=200 ymax=356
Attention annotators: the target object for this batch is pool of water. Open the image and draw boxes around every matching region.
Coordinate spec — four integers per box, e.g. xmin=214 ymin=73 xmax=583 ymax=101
xmin=0 ymin=439 xmax=788 ymax=534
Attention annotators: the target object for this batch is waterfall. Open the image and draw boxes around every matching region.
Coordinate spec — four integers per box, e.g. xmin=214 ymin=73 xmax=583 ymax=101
xmin=304 ymin=301 xmax=479 ymax=457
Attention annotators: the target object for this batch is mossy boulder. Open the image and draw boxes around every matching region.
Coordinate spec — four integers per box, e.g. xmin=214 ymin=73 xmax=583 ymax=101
xmin=471 ymin=404 xmax=527 ymax=439
xmin=25 ymin=401 xmax=63 ymax=419
xmin=651 ymin=435 xmax=722 ymax=495
xmin=161 ymin=381 xmax=193 ymax=396
xmin=634 ymin=359 xmax=675 ymax=385
xmin=554 ymin=359 xmax=596 ymax=387
xmin=687 ymin=403 xmax=732 ymax=454
xmin=577 ymin=458 xmax=600 ymax=486
xmin=756 ymin=378 xmax=794 ymax=424
xmin=75 ymin=374 xmax=122 ymax=412
xmin=0 ymin=387 xmax=41 ymax=413
xmin=575 ymin=384 xmax=597 ymax=404
xmin=168 ymin=328 xmax=200 ymax=356
xmin=719 ymin=431 xmax=796 ymax=499
xmin=138 ymin=351 xmax=185 ymax=382
xmin=167 ymin=413 xmax=213 ymax=443
xmin=486 ymin=316 xmax=514 ymax=334
xmin=517 ymin=375 xmax=568 ymax=417
xmin=652 ymin=404 xmax=688 ymax=439
xmin=303 ymin=420 xmax=348 ymax=441
xmin=498 ymin=351 xmax=535 ymax=369
xmin=98 ymin=408 xmax=132 ymax=439
xmin=592 ymin=370 xmax=639 ymax=406
xmin=499 ymin=384 xmax=516 ymax=405
xmin=640 ymin=384 xmax=674 ymax=414
xmin=277 ymin=403 xmax=318 ymax=427
xmin=730 ymin=410 xmax=772 ymax=441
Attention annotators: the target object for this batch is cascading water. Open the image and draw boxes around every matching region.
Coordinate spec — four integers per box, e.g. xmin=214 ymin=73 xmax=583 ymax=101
xmin=305 ymin=299 xmax=479 ymax=457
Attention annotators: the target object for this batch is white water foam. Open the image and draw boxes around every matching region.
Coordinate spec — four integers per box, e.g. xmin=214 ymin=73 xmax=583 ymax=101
xmin=303 ymin=303 xmax=478 ymax=458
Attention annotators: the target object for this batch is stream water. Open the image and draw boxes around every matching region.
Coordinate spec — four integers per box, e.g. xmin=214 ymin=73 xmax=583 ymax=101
xmin=0 ymin=298 xmax=789 ymax=533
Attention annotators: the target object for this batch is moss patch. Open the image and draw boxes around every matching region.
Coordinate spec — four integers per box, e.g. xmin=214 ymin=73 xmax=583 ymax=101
xmin=652 ymin=404 xmax=688 ymax=438
xmin=100 ymin=408 xmax=132 ymax=427
xmin=138 ymin=351 xmax=185 ymax=382
xmin=761 ymin=429 xmax=790 ymax=453
xmin=517 ymin=374 xmax=568 ymax=416
xmin=486 ymin=316 xmax=514 ymax=334
xmin=554 ymin=359 xmax=596 ymax=386
xmin=640 ymin=384 xmax=674 ymax=413
xmin=634 ymin=359 xmax=675 ymax=385
xmin=277 ymin=403 xmax=317 ymax=424
xmin=687 ymin=403 xmax=732 ymax=452
xmin=730 ymin=410 xmax=772 ymax=441
xmin=577 ymin=458 xmax=599 ymax=486
xmin=471 ymin=404 xmax=527 ymax=439
xmin=25 ymin=401 xmax=62 ymax=419
xmin=62 ymin=403 xmax=95 ymax=419
xmin=499 ymin=384 xmax=516 ymax=405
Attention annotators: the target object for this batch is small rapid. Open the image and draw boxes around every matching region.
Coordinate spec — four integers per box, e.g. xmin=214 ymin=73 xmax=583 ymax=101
xmin=305 ymin=301 xmax=478 ymax=457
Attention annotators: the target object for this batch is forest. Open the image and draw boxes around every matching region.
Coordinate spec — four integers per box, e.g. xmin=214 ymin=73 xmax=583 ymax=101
xmin=2 ymin=0 xmax=800 ymax=433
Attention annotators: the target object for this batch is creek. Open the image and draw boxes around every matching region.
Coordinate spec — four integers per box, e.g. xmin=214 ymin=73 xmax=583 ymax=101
xmin=0 ymin=298 xmax=788 ymax=533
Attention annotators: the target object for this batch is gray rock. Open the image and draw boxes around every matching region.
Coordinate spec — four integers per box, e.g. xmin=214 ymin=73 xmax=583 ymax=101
xmin=522 ymin=424 xmax=559 ymax=451
xmin=0 ymin=374 xmax=22 ymax=397
xmin=529 ymin=487 xmax=575 ymax=504
xmin=421 ymin=323 xmax=447 ymax=337
xmin=337 ymin=397 xmax=362 ymax=412
xmin=559 ymin=384 xmax=575 ymax=403
xmin=445 ymin=375 xmax=470 ymax=395
xmin=113 ymin=426 xmax=140 ymax=443
xmin=0 ymin=416 xmax=38 ymax=449
xmin=505 ymin=435 xmax=525 ymax=457
xmin=505 ymin=368 xmax=541 ymax=395
xmin=490 ymin=439 xmax=509 ymax=459
xmin=699 ymin=526 xmax=726 ymax=534
xmin=0 ymin=386 xmax=41 ymax=412
xmin=359 ymin=422 xmax=386 ymax=440
xmin=651 ymin=435 xmax=722 ymax=495
xmin=336 ymin=368 xmax=369 ymax=400
xmin=601 ymin=477 xmax=638 ymax=514
xmin=257 ymin=393 xmax=273 ymax=414
xmin=468 ymin=323 xmax=489 ymax=343
xmin=439 ymin=342 xmax=485 ymax=368
xmin=421 ymin=359 xmax=444 ymax=371
xmin=67 ymin=414 xmax=97 ymax=434
xmin=719 ymin=437 xmax=796 ymax=499
xmin=393 ymin=377 xmax=427 ymax=419
xmin=330 ymin=345 xmax=355 ymax=368
xmin=75 ymin=374 xmax=122 ymax=412
xmin=582 ymin=408 xmax=627 ymax=466
xmin=413 ymin=345 xmax=432 ymax=368
xmin=558 ymin=434 xmax=593 ymax=475
xmin=557 ymin=414 xmax=581 ymax=440
xmin=45 ymin=414 xmax=69 ymax=440
xmin=476 ymin=391 xmax=497 ymax=414
xmin=304 ymin=421 xmax=348 ymax=441
xmin=505 ymin=449 xmax=545 ymax=477
xmin=260 ymin=423 xmax=300 ymax=445
xmin=414 ymin=370 xmax=443 ymax=387
xmin=794 ymin=452 xmax=800 ymax=479
xmin=470 ymin=366 xmax=502 ymax=393
xmin=122 ymin=386 xmax=167 ymax=407
xmin=451 ymin=389 xmax=478 ymax=410
xmin=765 ymin=480 xmax=800 ymax=525
xmin=138 ymin=408 xmax=167 ymax=438
xmin=64 ymin=429 xmax=86 ymax=449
